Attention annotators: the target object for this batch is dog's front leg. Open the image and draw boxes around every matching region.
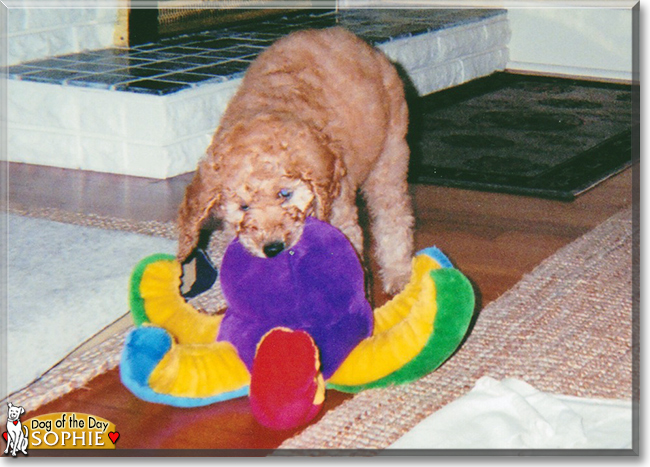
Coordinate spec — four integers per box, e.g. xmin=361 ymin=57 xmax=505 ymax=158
xmin=328 ymin=183 xmax=363 ymax=256
xmin=9 ymin=433 xmax=17 ymax=457
xmin=328 ymin=184 xmax=377 ymax=301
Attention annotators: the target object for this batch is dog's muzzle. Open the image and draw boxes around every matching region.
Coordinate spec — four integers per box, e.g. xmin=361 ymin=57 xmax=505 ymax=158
xmin=263 ymin=241 xmax=285 ymax=258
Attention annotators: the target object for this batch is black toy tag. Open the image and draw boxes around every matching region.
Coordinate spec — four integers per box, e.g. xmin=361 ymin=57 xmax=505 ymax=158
xmin=180 ymin=248 xmax=218 ymax=298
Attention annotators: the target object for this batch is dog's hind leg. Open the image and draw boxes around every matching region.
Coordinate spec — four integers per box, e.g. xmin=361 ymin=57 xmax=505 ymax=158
xmin=20 ymin=428 xmax=28 ymax=455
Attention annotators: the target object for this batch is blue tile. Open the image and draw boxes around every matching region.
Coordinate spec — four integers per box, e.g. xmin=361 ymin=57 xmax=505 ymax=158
xmin=172 ymin=54 xmax=223 ymax=66
xmin=158 ymin=34 xmax=207 ymax=46
xmin=155 ymin=46 xmax=208 ymax=55
xmin=230 ymin=33 xmax=279 ymax=44
xmin=191 ymin=60 xmax=249 ymax=77
xmin=81 ymin=48 xmax=133 ymax=60
xmin=113 ymin=79 xmax=191 ymax=95
xmin=135 ymin=59 xmax=197 ymax=73
xmin=59 ymin=61 xmax=123 ymax=73
xmin=198 ymin=45 xmax=262 ymax=60
xmin=187 ymin=38 xmax=247 ymax=50
xmin=19 ymin=68 xmax=94 ymax=84
xmin=123 ymin=66 xmax=171 ymax=79
xmin=93 ymin=55 xmax=152 ymax=68
xmin=127 ymin=50 xmax=186 ymax=61
xmin=66 ymin=72 xmax=133 ymax=89
xmin=1 ymin=64 xmax=42 ymax=78
xmin=56 ymin=52 xmax=110 ymax=63
xmin=155 ymin=71 xmax=215 ymax=85
xmin=129 ymin=42 xmax=163 ymax=51
xmin=20 ymin=57 xmax=77 ymax=69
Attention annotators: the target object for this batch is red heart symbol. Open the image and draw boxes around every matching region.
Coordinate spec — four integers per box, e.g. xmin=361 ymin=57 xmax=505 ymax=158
xmin=2 ymin=432 xmax=7 ymax=442
xmin=12 ymin=421 xmax=18 ymax=426
xmin=108 ymin=432 xmax=119 ymax=444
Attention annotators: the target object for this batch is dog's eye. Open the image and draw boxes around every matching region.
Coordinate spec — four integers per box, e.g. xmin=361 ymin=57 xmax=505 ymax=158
xmin=278 ymin=189 xmax=293 ymax=200
xmin=240 ymin=204 xmax=250 ymax=212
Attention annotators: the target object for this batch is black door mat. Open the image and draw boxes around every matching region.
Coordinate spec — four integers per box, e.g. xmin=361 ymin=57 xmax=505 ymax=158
xmin=407 ymin=72 xmax=637 ymax=200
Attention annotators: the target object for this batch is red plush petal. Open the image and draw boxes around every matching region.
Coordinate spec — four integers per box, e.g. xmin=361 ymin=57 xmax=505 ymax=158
xmin=250 ymin=328 xmax=324 ymax=430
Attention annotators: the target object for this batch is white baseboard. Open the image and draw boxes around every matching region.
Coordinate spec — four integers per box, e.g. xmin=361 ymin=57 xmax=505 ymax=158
xmin=506 ymin=62 xmax=636 ymax=84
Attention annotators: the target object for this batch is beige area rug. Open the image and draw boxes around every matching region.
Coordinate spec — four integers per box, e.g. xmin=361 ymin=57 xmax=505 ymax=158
xmin=279 ymin=207 xmax=636 ymax=450
xmin=2 ymin=203 xmax=229 ymax=415
xmin=3 ymin=204 xmax=636 ymax=449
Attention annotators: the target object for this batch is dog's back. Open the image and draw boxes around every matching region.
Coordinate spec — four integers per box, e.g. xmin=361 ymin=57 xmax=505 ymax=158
xmin=218 ymin=27 xmax=408 ymax=185
xmin=178 ymin=28 xmax=414 ymax=293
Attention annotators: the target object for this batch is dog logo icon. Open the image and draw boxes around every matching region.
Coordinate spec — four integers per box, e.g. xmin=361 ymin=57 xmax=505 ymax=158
xmin=3 ymin=403 xmax=28 ymax=457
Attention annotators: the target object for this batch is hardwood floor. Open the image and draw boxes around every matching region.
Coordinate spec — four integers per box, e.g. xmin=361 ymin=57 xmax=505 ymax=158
xmin=7 ymin=162 xmax=635 ymax=454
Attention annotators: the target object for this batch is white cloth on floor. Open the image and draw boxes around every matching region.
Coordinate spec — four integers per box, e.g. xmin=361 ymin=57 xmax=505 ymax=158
xmin=388 ymin=376 xmax=632 ymax=450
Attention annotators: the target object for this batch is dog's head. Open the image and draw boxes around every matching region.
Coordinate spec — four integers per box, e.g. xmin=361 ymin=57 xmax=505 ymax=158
xmin=220 ymin=173 xmax=315 ymax=258
xmin=178 ymin=113 xmax=345 ymax=260
xmin=7 ymin=403 xmax=24 ymax=422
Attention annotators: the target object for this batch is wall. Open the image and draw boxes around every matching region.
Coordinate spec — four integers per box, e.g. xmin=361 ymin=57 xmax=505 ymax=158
xmin=6 ymin=1 xmax=120 ymax=66
xmin=507 ymin=6 xmax=636 ymax=82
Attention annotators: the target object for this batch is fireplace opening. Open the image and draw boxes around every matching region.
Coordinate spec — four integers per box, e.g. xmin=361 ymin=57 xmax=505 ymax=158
xmin=120 ymin=1 xmax=332 ymax=47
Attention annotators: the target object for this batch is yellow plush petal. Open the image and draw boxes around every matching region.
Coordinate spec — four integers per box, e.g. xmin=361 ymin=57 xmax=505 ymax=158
xmin=313 ymin=373 xmax=326 ymax=405
xmin=140 ymin=259 xmax=222 ymax=344
xmin=149 ymin=340 xmax=250 ymax=398
xmin=328 ymin=271 xmax=438 ymax=386
xmin=372 ymin=255 xmax=441 ymax=334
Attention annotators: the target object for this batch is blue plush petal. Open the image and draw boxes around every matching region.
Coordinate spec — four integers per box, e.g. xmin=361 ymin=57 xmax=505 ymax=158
xmin=121 ymin=326 xmax=172 ymax=386
xmin=416 ymin=246 xmax=455 ymax=269
xmin=120 ymin=327 xmax=248 ymax=407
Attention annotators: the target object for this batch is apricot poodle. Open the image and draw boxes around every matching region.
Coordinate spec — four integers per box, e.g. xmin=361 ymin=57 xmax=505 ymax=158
xmin=178 ymin=27 xmax=414 ymax=294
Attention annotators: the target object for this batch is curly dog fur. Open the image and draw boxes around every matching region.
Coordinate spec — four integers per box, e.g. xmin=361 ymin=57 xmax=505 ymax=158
xmin=178 ymin=27 xmax=414 ymax=294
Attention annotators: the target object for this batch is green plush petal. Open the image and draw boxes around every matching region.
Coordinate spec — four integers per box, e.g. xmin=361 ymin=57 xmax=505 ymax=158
xmin=328 ymin=268 xmax=475 ymax=393
xmin=129 ymin=253 xmax=177 ymax=327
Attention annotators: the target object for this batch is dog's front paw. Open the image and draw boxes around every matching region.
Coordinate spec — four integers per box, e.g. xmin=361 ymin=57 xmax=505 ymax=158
xmin=381 ymin=269 xmax=411 ymax=296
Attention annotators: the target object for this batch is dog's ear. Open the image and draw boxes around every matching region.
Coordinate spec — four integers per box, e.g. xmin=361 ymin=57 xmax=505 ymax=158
xmin=313 ymin=155 xmax=345 ymax=220
xmin=7 ymin=402 xmax=12 ymax=408
xmin=20 ymin=407 xmax=24 ymax=416
xmin=177 ymin=157 xmax=222 ymax=262
xmin=289 ymin=130 xmax=346 ymax=220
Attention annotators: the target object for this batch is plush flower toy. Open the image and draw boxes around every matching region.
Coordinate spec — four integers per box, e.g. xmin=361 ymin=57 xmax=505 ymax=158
xmin=120 ymin=218 xmax=474 ymax=430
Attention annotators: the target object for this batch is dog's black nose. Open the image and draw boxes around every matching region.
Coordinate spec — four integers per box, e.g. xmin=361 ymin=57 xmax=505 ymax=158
xmin=263 ymin=241 xmax=285 ymax=258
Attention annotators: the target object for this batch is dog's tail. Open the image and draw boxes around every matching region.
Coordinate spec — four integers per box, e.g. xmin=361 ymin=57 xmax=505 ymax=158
xmin=22 ymin=426 xmax=28 ymax=438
